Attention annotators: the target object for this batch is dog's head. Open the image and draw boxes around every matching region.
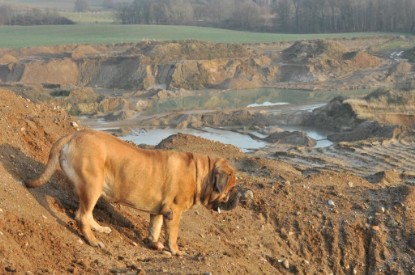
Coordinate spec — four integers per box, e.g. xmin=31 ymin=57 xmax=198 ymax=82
xmin=204 ymin=158 xmax=239 ymax=213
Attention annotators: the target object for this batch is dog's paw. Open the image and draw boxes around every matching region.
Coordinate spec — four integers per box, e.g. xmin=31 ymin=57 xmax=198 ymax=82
xmin=99 ymin=226 xmax=112 ymax=234
xmin=92 ymin=225 xmax=112 ymax=234
xmin=153 ymin=242 xmax=164 ymax=251
xmin=170 ymin=249 xmax=186 ymax=256
xmin=97 ymin=241 xmax=105 ymax=249
xmin=146 ymin=240 xmax=164 ymax=251
xmin=88 ymin=239 xmax=105 ymax=249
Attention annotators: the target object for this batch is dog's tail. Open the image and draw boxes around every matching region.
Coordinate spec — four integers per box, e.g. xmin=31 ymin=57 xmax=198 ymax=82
xmin=25 ymin=132 xmax=74 ymax=188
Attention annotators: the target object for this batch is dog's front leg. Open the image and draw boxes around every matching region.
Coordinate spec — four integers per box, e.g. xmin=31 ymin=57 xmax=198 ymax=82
xmin=164 ymin=210 xmax=184 ymax=256
xmin=146 ymin=214 xmax=164 ymax=251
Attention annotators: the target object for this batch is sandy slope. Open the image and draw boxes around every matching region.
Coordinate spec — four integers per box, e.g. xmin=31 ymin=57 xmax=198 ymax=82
xmin=0 ymin=88 xmax=414 ymax=274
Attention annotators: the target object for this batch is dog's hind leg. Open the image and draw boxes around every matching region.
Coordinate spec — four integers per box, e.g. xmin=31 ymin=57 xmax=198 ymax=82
xmin=72 ymin=167 xmax=110 ymax=248
xmin=75 ymin=183 xmax=106 ymax=248
xmin=75 ymin=207 xmax=112 ymax=234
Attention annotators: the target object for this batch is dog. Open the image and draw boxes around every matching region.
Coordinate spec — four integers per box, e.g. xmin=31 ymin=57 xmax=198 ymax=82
xmin=25 ymin=129 xmax=239 ymax=255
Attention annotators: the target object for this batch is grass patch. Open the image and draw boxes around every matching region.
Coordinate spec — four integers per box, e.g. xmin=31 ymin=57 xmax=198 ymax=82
xmin=370 ymin=36 xmax=415 ymax=53
xmin=0 ymin=24 xmax=396 ymax=49
xmin=61 ymin=11 xmax=114 ymax=24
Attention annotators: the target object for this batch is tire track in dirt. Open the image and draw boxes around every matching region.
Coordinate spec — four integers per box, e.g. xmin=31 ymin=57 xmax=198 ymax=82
xmin=272 ymin=140 xmax=415 ymax=178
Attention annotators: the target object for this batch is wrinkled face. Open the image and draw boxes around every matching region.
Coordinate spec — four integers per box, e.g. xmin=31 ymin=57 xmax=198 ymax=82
xmin=206 ymin=159 xmax=239 ymax=213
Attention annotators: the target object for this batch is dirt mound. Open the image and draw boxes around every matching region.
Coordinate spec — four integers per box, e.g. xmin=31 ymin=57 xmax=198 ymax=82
xmin=1 ymin=88 xmax=414 ymax=274
xmin=280 ymin=40 xmax=382 ymax=83
xmin=282 ymin=40 xmax=347 ymax=63
xmin=263 ymin=130 xmax=316 ymax=146
xmin=71 ymin=45 xmax=101 ymax=60
xmin=0 ymin=54 xmax=18 ymax=64
xmin=0 ymin=88 xmax=75 ymax=162
xmin=349 ymin=88 xmax=415 ymax=127
xmin=342 ymin=51 xmax=382 ymax=68
xmin=133 ymin=40 xmax=250 ymax=61
xmin=388 ymin=61 xmax=413 ymax=76
xmin=403 ymin=47 xmax=415 ymax=62
xmin=305 ymin=96 xmax=360 ymax=132
xmin=156 ymin=133 xmax=243 ymax=158
xmin=306 ymin=90 xmax=415 ymax=141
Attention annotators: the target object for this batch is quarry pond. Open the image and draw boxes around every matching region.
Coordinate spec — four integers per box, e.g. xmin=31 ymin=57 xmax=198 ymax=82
xmin=119 ymin=125 xmax=333 ymax=152
xmin=86 ymin=88 xmax=371 ymax=151
xmin=145 ymin=87 xmax=370 ymax=114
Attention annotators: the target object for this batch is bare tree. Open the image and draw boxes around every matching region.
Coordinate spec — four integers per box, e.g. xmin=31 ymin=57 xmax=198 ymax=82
xmin=74 ymin=0 xmax=89 ymax=12
xmin=0 ymin=5 xmax=13 ymax=25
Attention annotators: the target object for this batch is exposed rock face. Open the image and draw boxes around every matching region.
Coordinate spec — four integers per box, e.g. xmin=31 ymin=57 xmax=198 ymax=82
xmin=0 ymin=40 xmax=387 ymax=91
xmin=280 ymin=40 xmax=382 ymax=82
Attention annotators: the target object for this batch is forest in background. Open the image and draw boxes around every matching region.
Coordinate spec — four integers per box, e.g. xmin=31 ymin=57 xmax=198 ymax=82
xmin=0 ymin=0 xmax=414 ymax=34
xmin=114 ymin=0 xmax=415 ymax=33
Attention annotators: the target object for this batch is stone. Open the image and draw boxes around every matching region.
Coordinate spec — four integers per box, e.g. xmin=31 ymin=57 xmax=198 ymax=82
xmin=282 ymin=259 xmax=290 ymax=269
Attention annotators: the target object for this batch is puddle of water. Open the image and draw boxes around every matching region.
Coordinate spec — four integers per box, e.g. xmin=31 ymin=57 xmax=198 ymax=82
xmin=120 ymin=125 xmax=332 ymax=152
xmin=121 ymin=127 xmax=268 ymax=153
xmin=247 ymin=101 xmax=289 ymax=108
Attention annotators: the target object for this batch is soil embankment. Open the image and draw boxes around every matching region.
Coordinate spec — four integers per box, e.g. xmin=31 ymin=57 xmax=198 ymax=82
xmin=1 ymin=86 xmax=414 ymax=274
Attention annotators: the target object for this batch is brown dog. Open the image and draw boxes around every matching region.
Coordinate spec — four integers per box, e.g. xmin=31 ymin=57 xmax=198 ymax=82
xmin=26 ymin=129 xmax=239 ymax=255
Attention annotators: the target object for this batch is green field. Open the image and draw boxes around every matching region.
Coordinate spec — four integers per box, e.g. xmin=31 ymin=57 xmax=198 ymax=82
xmin=0 ymin=24 xmax=396 ymax=49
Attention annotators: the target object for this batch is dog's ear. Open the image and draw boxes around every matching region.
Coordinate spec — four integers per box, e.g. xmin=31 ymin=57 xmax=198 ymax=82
xmin=214 ymin=171 xmax=229 ymax=193
xmin=214 ymin=159 xmax=234 ymax=193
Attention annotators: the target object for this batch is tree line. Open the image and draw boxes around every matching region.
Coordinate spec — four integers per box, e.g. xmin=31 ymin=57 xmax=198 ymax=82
xmin=114 ymin=0 xmax=415 ymax=33
xmin=1 ymin=0 xmax=414 ymax=33
xmin=0 ymin=5 xmax=74 ymax=25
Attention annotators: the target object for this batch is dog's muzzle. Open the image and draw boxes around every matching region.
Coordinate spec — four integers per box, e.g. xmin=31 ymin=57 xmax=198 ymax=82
xmin=213 ymin=187 xmax=240 ymax=213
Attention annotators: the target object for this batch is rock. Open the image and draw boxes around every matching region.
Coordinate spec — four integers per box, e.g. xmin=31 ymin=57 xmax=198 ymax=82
xmin=365 ymin=169 xmax=402 ymax=185
xmin=263 ymin=130 xmax=316 ymax=147
xmin=104 ymin=110 xmax=136 ymax=121
xmin=282 ymin=259 xmax=290 ymax=269
xmin=241 ymin=189 xmax=254 ymax=201
xmin=70 ymin=121 xmax=79 ymax=129
xmin=162 ymin=250 xmax=172 ymax=257
xmin=408 ymin=235 xmax=415 ymax=250
xmin=5 ymin=266 xmax=16 ymax=272
xmin=386 ymin=218 xmax=398 ymax=228
xmin=327 ymin=200 xmax=335 ymax=207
